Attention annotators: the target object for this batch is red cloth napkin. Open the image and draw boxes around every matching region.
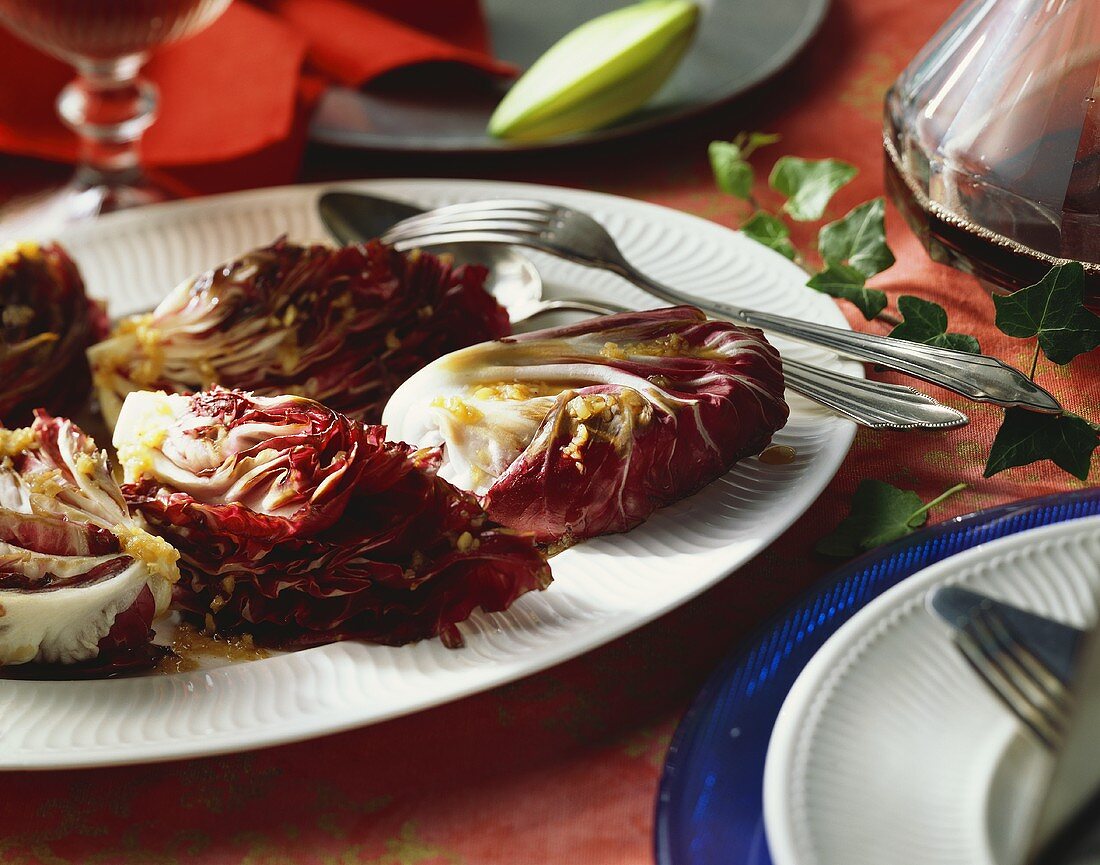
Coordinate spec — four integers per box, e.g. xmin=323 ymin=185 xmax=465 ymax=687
xmin=0 ymin=0 xmax=511 ymax=192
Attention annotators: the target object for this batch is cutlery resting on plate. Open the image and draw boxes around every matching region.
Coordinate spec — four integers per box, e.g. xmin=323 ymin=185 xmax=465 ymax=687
xmin=1 ymin=230 xmax=803 ymax=676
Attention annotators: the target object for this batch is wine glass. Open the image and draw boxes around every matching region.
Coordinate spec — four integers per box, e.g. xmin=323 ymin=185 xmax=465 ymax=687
xmin=0 ymin=0 xmax=232 ymax=237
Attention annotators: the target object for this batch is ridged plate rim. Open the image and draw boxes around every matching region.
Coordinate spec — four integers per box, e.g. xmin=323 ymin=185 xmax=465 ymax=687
xmin=654 ymin=490 xmax=1100 ymax=865
xmin=0 ymin=178 xmax=856 ymax=770
xmin=763 ymin=516 xmax=1100 ymax=865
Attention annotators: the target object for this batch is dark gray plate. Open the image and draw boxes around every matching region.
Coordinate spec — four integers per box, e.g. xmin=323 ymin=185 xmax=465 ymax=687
xmin=309 ymin=0 xmax=831 ymax=153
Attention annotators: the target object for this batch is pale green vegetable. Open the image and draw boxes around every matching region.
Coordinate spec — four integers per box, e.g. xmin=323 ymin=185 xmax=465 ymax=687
xmin=488 ymin=0 xmax=698 ymax=141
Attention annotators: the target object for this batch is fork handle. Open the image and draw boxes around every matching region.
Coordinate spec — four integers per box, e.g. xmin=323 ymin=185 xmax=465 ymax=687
xmin=612 ymin=265 xmax=1062 ymax=414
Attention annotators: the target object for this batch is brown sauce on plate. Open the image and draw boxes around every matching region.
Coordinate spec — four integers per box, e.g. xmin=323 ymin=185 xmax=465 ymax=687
xmin=157 ymin=623 xmax=269 ymax=674
xmin=758 ymin=445 xmax=797 ymax=465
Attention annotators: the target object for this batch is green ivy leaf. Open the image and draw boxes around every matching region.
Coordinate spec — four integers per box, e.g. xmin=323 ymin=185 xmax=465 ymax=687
xmin=740 ymin=212 xmax=796 ymax=260
xmin=806 ymin=263 xmax=887 ymax=320
xmin=708 ymin=141 xmax=754 ymax=199
xmin=708 ymin=132 xmax=780 ymax=200
xmin=888 ymin=295 xmax=981 ymax=354
xmin=816 ymin=480 xmax=963 ymax=557
xmin=992 ymin=263 xmax=1100 ymax=364
xmin=984 ymin=408 xmax=1099 ymax=481
xmin=817 ymin=198 xmax=895 ymax=278
xmin=769 ymin=157 xmax=858 ymax=221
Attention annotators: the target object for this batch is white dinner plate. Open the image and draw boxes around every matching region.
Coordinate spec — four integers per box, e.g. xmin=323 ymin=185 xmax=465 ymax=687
xmin=0 ymin=178 xmax=857 ymax=769
xmin=763 ymin=517 xmax=1100 ymax=865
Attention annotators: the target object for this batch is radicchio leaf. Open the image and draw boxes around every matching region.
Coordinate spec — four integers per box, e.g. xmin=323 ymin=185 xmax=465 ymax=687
xmin=88 ymin=238 xmax=511 ymax=428
xmin=0 ymin=242 xmax=108 ymax=426
xmin=383 ymin=306 xmax=789 ymax=543
xmin=0 ymin=413 xmax=179 ymax=672
xmin=115 ymin=388 xmax=550 ymax=649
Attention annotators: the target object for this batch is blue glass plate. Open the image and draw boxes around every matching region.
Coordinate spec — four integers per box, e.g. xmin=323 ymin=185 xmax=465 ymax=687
xmin=654 ymin=488 xmax=1100 ymax=865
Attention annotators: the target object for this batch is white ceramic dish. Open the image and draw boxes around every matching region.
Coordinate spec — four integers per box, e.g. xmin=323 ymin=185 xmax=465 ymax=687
xmin=0 ymin=178 xmax=857 ymax=769
xmin=764 ymin=517 xmax=1100 ymax=865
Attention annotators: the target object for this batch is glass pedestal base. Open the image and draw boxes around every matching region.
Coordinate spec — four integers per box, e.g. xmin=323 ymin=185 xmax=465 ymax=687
xmin=0 ymin=173 xmax=169 ymax=241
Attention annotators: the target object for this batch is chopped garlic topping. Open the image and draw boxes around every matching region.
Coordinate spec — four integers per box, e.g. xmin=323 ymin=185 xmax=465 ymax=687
xmin=0 ymin=427 xmax=36 ymax=458
xmin=2 ymin=304 xmax=36 ymax=328
xmin=600 ymin=332 xmax=720 ymax=359
xmin=561 ymin=422 xmax=590 ymax=461
xmin=0 ymin=240 xmax=42 ymax=270
xmin=568 ymin=394 xmax=611 ymax=422
xmin=279 ymin=339 xmax=301 ymax=373
xmin=197 ymin=359 xmax=220 ymax=388
xmin=112 ymin=391 xmax=181 ymax=483
xmin=25 ymin=469 xmax=65 ymax=498
xmin=432 ymin=396 xmax=484 ymax=425
xmin=99 ymin=314 xmax=166 ymax=387
xmin=113 ymin=522 xmax=180 ymax=584
xmin=470 ymin=381 xmax=562 ymax=401
xmin=75 ymin=453 xmax=98 ymax=477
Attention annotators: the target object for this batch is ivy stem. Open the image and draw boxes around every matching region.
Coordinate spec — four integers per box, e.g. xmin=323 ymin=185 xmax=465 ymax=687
xmin=1029 ymin=342 xmax=1041 ymax=381
xmin=908 ymin=482 xmax=967 ymax=525
xmin=877 ymin=311 xmax=901 ymax=327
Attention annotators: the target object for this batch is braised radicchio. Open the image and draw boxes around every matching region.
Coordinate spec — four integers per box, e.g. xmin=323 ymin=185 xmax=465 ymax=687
xmin=115 ymin=388 xmax=550 ymax=648
xmin=88 ymin=238 xmax=511 ymax=428
xmin=383 ymin=306 xmax=789 ymax=543
xmin=0 ymin=242 xmax=108 ymax=426
xmin=0 ymin=413 xmax=179 ymax=671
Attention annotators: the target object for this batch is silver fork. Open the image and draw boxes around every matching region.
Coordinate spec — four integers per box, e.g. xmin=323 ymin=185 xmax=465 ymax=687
xmin=381 ymin=204 xmax=965 ymax=430
xmin=954 ymin=604 xmax=1074 ymax=750
xmin=382 ymin=199 xmax=1060 ymax=416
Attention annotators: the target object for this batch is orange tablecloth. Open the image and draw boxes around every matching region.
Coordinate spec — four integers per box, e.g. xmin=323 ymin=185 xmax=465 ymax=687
xmin=2 ymin=0 xmax=1097 ymax=863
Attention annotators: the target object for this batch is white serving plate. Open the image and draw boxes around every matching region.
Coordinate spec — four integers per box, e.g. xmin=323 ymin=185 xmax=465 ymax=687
xmin=764 ymin=517 xmax=1100 ymax=865
xmin=0 ymin=178 xmax=857 ymax=769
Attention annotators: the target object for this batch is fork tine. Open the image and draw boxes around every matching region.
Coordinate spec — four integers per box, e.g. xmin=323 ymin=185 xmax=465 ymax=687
xmin=971 ymin=615 xmax=1072 ymax=739
xmin=394 ymin=199 xmax=558 ymax=225
xmin=390 ymin=209 xmax=555 ymax=232
xmin=384 ymin=230 xmax=547 ymax=254
xmin=954 ymin=627 xmax=1065 ymax=750
xmin=979 ymin=607 xmax=1075 ymax=716
xmin=385 ymin=217 xmax=551 ymax=245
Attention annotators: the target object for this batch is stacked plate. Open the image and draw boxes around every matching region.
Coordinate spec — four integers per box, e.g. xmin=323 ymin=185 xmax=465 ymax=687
xmin=657 ymin=490 xmax=1100 ymax=865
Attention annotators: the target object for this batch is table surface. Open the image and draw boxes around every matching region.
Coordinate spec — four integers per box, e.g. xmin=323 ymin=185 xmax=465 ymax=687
xmin=2 ymin=0 xmax=1097 ymax=863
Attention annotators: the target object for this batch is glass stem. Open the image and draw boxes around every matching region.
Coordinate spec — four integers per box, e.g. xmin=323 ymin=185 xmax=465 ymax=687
xmin=56 ymin=53 xmax=157 ymax=191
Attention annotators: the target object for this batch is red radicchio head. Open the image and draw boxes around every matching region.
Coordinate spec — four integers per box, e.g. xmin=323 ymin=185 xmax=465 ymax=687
xmin=89 ymin=237 xmax=511 ymax=428
xmin=0 ymin=412 xmax=179 ymax=674
xmin=0 ymin=242 xmax=108 ymax=426
xmin=115 ymin=388 xmax=550 ymax=648
xmin=382 ymin=306 xmax=789 ymax=543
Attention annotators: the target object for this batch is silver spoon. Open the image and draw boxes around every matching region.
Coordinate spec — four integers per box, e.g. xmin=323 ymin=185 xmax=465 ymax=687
xmin=318 ymin=191 xmax=624 ymax=324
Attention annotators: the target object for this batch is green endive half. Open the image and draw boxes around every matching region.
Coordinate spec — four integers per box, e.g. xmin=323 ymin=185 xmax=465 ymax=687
xmin=488 ymin=0 xmax=699 ymax=141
